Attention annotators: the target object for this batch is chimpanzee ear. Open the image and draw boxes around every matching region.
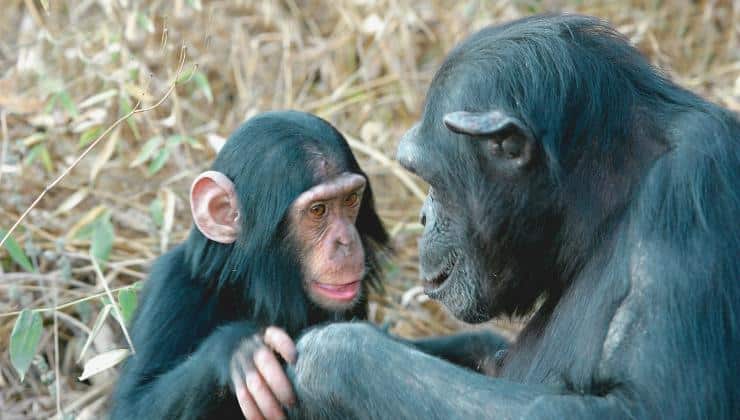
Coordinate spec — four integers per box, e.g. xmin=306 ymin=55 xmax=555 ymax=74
xmin=443 ymin=110 xmax=534 ymax=169
xmin=190 ymin=171 xmax=241 ymax=244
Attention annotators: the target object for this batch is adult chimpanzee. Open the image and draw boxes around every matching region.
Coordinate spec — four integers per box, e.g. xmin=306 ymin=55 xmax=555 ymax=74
xmin=109 ymin=111 xmax=394 ymax=419
xmin=287 ymin=14 xmax=740 ymax=419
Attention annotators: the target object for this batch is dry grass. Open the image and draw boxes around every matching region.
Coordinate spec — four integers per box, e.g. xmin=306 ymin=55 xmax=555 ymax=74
xmin=0 ymin=0 xmax=737 ymax=418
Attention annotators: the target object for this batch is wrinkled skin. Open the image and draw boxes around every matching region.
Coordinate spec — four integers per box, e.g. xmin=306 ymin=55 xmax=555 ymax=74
xmin=398 ymin=110 xmax=557 ymax=322
xmin=290 ymin=173 xmax=368 ymax=312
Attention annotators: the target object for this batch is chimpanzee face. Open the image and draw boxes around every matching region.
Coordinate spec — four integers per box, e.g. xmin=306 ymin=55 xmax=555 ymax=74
xmin=396 ymin=82 xmax=546 ymax=322
xmin=287 ymin=172 xmax=368 ymax=312
xmin=190 ymin=168 xmax=369 ymax=314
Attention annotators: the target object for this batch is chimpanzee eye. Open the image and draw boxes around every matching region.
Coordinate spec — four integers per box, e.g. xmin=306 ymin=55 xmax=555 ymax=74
xmin=309 ymin=203 xmax=326 ymax=218
xmin=344 ymin=191 xmax=360 ymax=207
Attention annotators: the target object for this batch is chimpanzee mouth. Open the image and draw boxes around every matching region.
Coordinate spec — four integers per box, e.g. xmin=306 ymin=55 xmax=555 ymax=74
xmin=313 ymin=280 xmax=362 ymax=302
xmin=423 ymin=252 xmax=459 ymax=292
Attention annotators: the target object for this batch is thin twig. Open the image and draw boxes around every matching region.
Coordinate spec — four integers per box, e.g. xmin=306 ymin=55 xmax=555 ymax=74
xmin=0 ymin=46 xmax=188 ymax=249
xmin=91 ymin=258 xmax=135 ymax=354
xmin=345 ymin=135 xmax=426 ymax=202
xmin=0 ymin=283 xmax=136 ymax=318
xmin=63 ymin=382 xmax=111 ymax=415
xmin=53 ymin=272 xmax=62 ymax=418
xmin=55 ymin=310 xmax=93 ymax=335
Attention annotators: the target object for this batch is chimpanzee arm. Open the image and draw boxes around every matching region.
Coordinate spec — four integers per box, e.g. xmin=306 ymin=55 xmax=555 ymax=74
xmin=111 ymin=321 xmax=258 ymax=420
xmin=404 ymin=330 xmax=508 ymax=374
xmin=287 ymin=323 xmax=632 ymax=420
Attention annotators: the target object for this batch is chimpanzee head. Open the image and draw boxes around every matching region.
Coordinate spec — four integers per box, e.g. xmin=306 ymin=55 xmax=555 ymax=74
xmin=397 ymin=15 xmax=665 ymax=322
xmin=186 ymin=111 xmax=388 ymax=333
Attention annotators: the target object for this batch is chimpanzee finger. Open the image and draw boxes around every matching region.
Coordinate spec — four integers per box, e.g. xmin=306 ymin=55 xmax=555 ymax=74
xmin=231 ymin=364 xmax=264 ymax=420
xmin=233 ymin=347 xmax=253 ymax=375
xmin=263 ymin=327 xmax=297 ymax=364
xmin=253 ymin=347 xmax=296 ymax=407
xmin=245 ymin=370 xmax=286 ymax=420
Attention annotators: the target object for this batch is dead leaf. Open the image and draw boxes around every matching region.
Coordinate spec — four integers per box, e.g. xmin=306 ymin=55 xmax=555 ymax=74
xmin=78 ymin=348 xmax=130 ymax=381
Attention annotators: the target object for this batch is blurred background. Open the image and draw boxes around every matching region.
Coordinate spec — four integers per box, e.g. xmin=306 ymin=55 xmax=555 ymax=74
xmin=0 ymin=0 xmax=737 ymax=418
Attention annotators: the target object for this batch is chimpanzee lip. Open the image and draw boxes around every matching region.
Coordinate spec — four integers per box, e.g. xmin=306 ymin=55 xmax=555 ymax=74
xmin=423 ymin=252 xmax=459 ymax=292
xmin=312 ymin=279 xmax=362 ymax=301
xmin=315 ymin=279 xmax=361 ymax=288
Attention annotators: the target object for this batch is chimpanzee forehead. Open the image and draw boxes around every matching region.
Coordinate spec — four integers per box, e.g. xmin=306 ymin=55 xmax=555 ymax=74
xmin=421 ymin=70 xmax=503 ymax=138
xmin=292 ymin=172 xmax=366 ymax=209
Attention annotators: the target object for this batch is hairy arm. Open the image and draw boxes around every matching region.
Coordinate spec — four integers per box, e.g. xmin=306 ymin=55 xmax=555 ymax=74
xmin=405 ymin=330 xmax=509 ymax=374
xmin=111 ymin=320 xmax=259 ymax=420
xmin=287 ymin=323 xmax=635 ymax=420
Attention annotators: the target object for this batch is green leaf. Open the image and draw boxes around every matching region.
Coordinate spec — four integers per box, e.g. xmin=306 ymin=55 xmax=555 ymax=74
xmin=165 ymin=134 xmax=185 ymax=148
xmin=129 ymin=68 xmax=140 ymax=82
xmin=136 ymin=12 xmax=155 ymax=32
xmin=177 ymin=66 xmax=196 ymax=84
xmin=147 ymin=148 xmax=170 ymax=175
xmin=75 ymin=299 xmax=94 ymax=324
xmin=24 ymin=143 xmax=41 ymax=166
xmin=73 ymin=221 xmax=96 ymax=240
xmin=130 ymin=136 xmax=163 ymax=167
xmin=118 ymin=289 xmax=138 ymax=325
xmin=78 ymin=126 xmax=102 ymax=148
xmin=192 ymin=72 xmax=213 ymax=103
xmin=91 ymin=215 xmax=114 ymax=266
xmin=0 ymin=229 xmax=34 ymax=272
xmin=24 ymin=144 xmax=53 ymax=172
xmin=149 ymin=197 xmax=164 ymax=227
xmin=10 ymin=309 xmax=43 ymax=382
xmin=57 ymin=91 xmax=79 ymax=117
xmin=165 ymin=134 xmax=200 ymax=150
xmin=44 ymin=93 xmax=58 ymax=114
xmin=38 ymin=145 xmax=53 ymax=173
xmin=118 ymin=94 xmax=140 ymax=139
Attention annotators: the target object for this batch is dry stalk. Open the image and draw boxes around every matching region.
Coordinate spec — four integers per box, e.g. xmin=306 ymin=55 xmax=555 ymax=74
xmin=0 ymin=283 xmax=137 ymax=319
xmin=345 ymin=135 xmax=426 ymax=202
xmin=53 ymin=272 xmax=61 ymax=418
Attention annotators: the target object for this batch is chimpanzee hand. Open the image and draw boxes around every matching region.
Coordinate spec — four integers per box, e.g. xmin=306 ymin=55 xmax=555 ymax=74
xmin=230 ymin=326 xmax=297 ymax=420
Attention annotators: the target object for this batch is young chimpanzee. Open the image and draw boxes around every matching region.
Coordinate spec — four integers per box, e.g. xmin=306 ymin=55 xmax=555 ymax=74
xmin=110 ymin=111 xmax=390 ymax=419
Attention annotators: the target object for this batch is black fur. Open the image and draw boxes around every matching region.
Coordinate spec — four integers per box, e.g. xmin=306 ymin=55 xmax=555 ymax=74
xmin=110 ymin=111 xmax=389 ymax=419
xmin=289 ymin=14 xmax=739 ymax=419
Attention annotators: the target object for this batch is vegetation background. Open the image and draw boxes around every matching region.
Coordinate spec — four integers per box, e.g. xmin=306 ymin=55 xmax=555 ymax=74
xmin=0 ymin=0 xmax=737 ymax=418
